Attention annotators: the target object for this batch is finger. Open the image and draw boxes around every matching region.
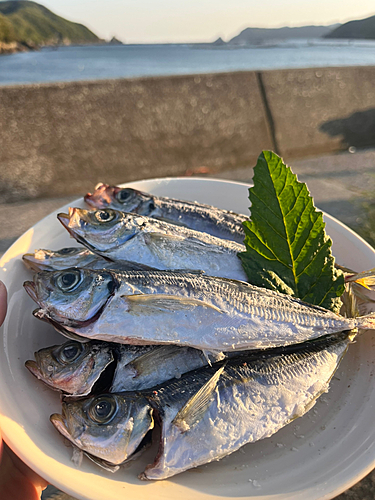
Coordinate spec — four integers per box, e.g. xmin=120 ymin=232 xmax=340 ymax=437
xmin=0 ymin=281 xmax=7 ymax=327
xmin=0 ymin=437 xmax=48 ymax=500
xmin=3 ymin=440 xmax=49 ymax=492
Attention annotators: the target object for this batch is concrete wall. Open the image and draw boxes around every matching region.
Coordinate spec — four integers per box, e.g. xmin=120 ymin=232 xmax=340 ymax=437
xmin=1 ymin=66 xmax=375 ymax=203
xmin=262 ymin=66 xmax=375 ymax=158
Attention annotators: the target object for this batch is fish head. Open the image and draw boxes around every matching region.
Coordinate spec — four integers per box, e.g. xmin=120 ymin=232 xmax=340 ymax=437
xmin=23 ymin=268 xmax=117 ymax=326
xmin=22 ymin=247 xmax=94 ymax=272
xmin=57 ymin=207 xmax=148 ymax=253
xmin=25 ymin=341 xmax=114 ymax=395
xmin=50 ymin=393 xmax=154 ymax=465
xmin=85 ymin=183 xmax=154 ymax=214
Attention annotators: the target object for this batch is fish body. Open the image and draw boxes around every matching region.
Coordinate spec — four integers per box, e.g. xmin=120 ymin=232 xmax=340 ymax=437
xmin=50 ymin=331 xmax=353 ymax=479
xmin=57 ymin=208 xmax=247 ymax=282
xmin=22 ymin=247 xmax=155 ymax=273
xmin=111 ymin=344 xmax=212 ymax=393
xmin=24 ymin=268 xmax=375 ymax=352
xmin=84 ymin=184 xmax=247 ymax=244
xmin=26 ymin=340 xmax=213 ymax=396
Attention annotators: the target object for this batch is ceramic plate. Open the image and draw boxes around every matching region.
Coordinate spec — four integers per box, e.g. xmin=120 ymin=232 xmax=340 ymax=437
xmin=1 ymin=177 xmax=375 ymax=500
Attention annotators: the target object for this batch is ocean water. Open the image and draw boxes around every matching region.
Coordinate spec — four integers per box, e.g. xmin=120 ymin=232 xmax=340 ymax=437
xmin=1 ymin=39 xmax=375 ymax=85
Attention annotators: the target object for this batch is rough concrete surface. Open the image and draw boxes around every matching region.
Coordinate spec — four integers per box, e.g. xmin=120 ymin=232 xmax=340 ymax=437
xmin=1 ymin=148 xmax=375 ymax=500
xmin=0 ymin=72 xmax=273 ymax=203
xmin=262 ymin=66 xmax=375 ymax=158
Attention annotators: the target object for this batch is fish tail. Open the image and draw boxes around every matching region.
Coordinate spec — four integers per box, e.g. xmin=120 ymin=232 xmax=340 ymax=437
xmin=356 ymin=312 xmax=375 ymax=330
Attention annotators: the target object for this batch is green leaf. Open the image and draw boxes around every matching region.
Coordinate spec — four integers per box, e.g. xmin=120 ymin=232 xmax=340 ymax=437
xmin=239 ymin=151 xmax=345 ymax=313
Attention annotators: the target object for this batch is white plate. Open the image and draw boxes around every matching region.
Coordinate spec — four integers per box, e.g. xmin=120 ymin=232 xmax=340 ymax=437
xmin=1 ymin=177 xmax=375 ymax=500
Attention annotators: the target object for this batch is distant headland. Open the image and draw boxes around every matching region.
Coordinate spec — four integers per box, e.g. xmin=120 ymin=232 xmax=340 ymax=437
xmin=1 ymin=0 xmax=375 ymax=56
xmin=0 ymin=0 xmax=106 ymax=54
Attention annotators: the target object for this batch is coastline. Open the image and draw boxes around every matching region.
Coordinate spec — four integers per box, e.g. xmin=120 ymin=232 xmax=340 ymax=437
xmin=0 ymin=39 xmax=123 ymax=56
xmin=0 ymin=41 xmax=29 ymax=55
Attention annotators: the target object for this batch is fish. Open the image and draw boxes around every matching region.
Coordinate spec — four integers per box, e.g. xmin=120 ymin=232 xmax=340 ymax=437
xmin=57 ymin=208 xmax=248 ymax=282
xmin=25 ymin=340 xmax=114 ymax=396
xmin=84 ymin=183 xmax=247 ymax=244
xmin=22 ymin=247 xmax=156 ymax=273
xmin=25 ymin=340 xmax=216 ymax=396
xmin=24 ymin=268 xmax=375 ymax=352
xmin=50 ymin=330 xmax=354 ymax=479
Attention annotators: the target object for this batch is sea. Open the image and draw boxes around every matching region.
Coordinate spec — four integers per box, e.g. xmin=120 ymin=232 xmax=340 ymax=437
xmin=1 ymin=38 xmax=375 ymax=86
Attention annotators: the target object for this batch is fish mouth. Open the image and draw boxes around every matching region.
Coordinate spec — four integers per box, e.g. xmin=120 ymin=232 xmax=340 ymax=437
xmin=51 ymin=401 xmax=87 ymax=444
xmin=58 ymin=207 xmax=88 ymax=230
xmin=23 ymin=281 xmax=39 ymax=303
xmin=25 ymin=359 xmax=43 ymax=379
xmin=84 ymin=183 xmax=112 ymax=209
xmin=57 ymin=208 xmax=78 ymax=233
xmin=25 ymin=358 xmax=63 ymax=392
xmin=22 ymin=254 xmax=41 ymax=272
xmin=50 ymin=411 xmax=77 ymax=444
xmin=57 ymin=210 xmax=98 ymax=253
xmin=26 ymin=347 xmax=59 ymax=384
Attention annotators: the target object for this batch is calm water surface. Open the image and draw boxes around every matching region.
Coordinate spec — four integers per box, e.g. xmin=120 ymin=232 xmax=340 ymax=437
xmin=1 ymin=40 xmax=375 ymax=85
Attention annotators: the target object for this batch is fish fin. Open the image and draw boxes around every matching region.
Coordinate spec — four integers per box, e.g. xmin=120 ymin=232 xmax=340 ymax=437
xmin=341 ymin=282 xmax=360 ymax=318
xmin=345 ymin=267 xmax=375 ymax=289
xmin=356 ymin=312 xmax=375 ymax=330
xmin=145 ymin=232 xmax=221 ymax=254
xmin=127 ymin=345 xmax=185 ymax=378
xmin=352 ymin=284 xmax=375 ymax=304
xmin=172 ymin=364 xmax=226 ymax=433
xmin=146 ymin=232 xmax=185 ymax=245
xmin=201 ymin=349 xmax=226 ymax=366
xmin=152 ymin=216 xmax=188 ymax=227
xmin=122 ymin=294 xmax=223 ymax=315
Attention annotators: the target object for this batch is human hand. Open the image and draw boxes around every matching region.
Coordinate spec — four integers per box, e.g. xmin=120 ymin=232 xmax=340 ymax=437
xmin=0 ymin=280 xmax=49 ymax=499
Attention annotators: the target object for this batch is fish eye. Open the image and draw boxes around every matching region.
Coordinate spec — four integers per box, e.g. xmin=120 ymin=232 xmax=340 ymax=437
xmin=89 ymin=396 xmax=117 ymax=424
xmin=58 ymin=342 xmax=82 ymax=364
xmin=115 ymin=188 xmax=134 ymax=204
xmin=56 ymin=270 xmax=82 ymax=292
xmin=94 ymin=210 xmax=116 ymax=223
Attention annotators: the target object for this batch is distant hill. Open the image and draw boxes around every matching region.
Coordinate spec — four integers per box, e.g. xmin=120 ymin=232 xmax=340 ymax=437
xmin=325 ymin=14 xmax=375 ymax=39
xmin=0 ymin=0 xmax=100 ymax=46
xmin=0 ymin=11 xmax=15 ymax=43
xmin=228 ymin=25 xmax=340 ymax=45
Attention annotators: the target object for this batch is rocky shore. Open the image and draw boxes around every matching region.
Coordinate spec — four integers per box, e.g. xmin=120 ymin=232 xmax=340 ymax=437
xmin=0 ymin=41 xmax=28 ymax=55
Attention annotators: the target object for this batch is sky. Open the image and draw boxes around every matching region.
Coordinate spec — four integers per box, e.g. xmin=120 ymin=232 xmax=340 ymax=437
xmin=38 ymin=0 xmax=375 ymax=43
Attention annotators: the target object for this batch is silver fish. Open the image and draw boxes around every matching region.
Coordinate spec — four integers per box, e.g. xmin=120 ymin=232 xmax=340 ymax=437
xmin=24 ymin=268 xmax=375 ymax=352
xmin=25 ymin=341 xmax=114 ymax=397
xmin=51 ymin=392 xmax=154 ymax=470
xmin=22 ymin=247 xmax=155 ymax=273
xmin=84 ymin=183 xmax=247 ymax=243
xmin=50 ymin=331 xmax=354 ymax=479
xmin=25 ymin=340 xmax=213 ymax=396
xmin=57 ymin=208 xmax=247 ymax=282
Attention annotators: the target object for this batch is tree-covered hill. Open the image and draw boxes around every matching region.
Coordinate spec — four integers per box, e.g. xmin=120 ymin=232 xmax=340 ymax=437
xmin=0 ymin=0 xmax=100 ymax=45
xmin=325 ymin=14 xmax=375 ymax=40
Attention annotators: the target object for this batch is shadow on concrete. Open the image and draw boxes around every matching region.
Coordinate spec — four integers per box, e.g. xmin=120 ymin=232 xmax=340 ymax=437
xmin=320 ymin=108 xmax=375 ymax=149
